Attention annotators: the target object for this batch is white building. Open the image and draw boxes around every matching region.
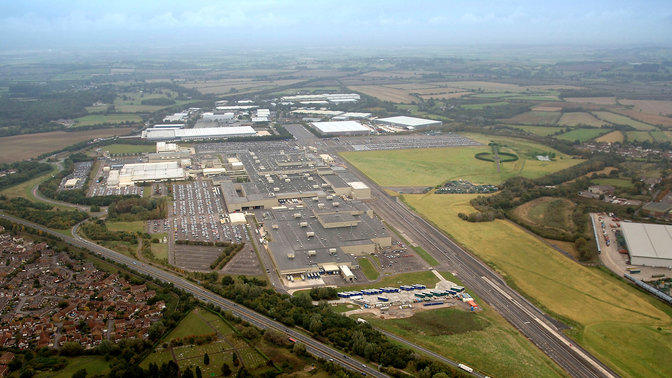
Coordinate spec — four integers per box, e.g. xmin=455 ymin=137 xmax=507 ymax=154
xmin=116 ymin=162 xmax=186 ymax=187
xmin=142 ymin=126 xmax=257 ymax=140
xmin=310 ymin=121 xmax=371 ymax=136
xmin=374 ymin=116 xmax=442 ymax=130
xmin=621 ymin=222 xmax=672 ymax=268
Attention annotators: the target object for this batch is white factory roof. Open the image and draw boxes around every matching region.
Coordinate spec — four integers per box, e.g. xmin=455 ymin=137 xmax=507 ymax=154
xmin=120 ymin=162 xmax=186 ymax=181
xmin=620 ymin=222 xmax=672 ymax=260
xmin=311 ymin=121 xmax=370 ymax=134
xmin=143 ymin=126 xmax=257 ymax=140
xmin=348 ymin=181 xmax=369 ymax=190
xmin=292 ymin=109 xmax=344 ymax=116
xmin=375 ymin=116 xmax=441 ymax=127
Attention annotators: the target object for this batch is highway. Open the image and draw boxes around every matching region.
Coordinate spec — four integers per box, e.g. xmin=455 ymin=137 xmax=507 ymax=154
xmin=0 ymin=212 xmax=386 ymax=378
xmin=335 ymin=151 xmax=619 ymax=378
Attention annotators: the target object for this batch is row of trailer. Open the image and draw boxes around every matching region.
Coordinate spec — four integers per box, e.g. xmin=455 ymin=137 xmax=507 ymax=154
xmin=338 ymin=284 xmax=435 ymax=298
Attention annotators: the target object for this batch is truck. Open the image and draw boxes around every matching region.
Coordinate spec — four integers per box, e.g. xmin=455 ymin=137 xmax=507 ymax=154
xmin=458 ymin=363 xmax=473 ymax=373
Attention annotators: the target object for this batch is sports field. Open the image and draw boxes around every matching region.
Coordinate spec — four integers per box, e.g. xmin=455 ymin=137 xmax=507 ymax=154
xmin=73 ymin=114 xmax=142 ymax=127
xmin=341 ymin=135 xmax=582 ymax=186
xmin=0 ymin=128 xmax=134 ymax=163
xmin=402 ymin=194 xmax=672 ymax=378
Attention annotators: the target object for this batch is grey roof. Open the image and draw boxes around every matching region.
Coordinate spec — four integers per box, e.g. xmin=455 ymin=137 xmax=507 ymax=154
xmin=621 ymin=222 xmax=672 ymax=260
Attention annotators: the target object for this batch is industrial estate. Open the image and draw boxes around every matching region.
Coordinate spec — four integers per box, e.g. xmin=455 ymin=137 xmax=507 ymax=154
xmin=2 ymin=45 xmax=672 ymax=378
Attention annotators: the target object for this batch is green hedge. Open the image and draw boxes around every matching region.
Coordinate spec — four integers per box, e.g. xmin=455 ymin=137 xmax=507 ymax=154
xmin=474 ymin=152 xmax=519 ymax=162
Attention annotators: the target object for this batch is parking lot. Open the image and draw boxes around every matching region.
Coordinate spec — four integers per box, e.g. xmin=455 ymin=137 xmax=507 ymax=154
xmin=173 ymin=244 xmax=223 ymax=271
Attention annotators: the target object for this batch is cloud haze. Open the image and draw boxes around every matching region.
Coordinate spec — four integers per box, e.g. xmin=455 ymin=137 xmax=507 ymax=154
xmin=1 ymin=0 xmax=670 ymax=50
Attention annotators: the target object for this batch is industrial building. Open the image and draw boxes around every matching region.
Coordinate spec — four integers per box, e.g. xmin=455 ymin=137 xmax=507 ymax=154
xmin=280 ymin=93 xmax=360 ymax=103
xmin=310 ymin=121 xmax=371 ymax=136
xmin=151 ymin=123 xmax=185 ymax=129
xmin=620 ymin=222 xmax=672 ymax=268
xmin=109 ymin=162 xmax=186 ymax=187
xmin=142 ymin=126 xmax=257 ymax=140
xmin=374 ymin=116 xmax=442 ymax=130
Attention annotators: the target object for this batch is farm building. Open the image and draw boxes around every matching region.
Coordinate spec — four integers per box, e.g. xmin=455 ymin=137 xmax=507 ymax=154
xmin=142 ymin=126 xmax=257 ymax=141
xmin=309 ymin=121 xmax=371 ymax=136
xmin=620 ymin=222 xmax=672 ymax=268
xmin=374 ymin=116 xmax=442 ymax=130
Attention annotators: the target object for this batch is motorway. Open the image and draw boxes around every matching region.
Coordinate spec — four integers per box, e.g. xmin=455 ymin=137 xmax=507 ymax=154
xmin=0 ymin=212 xmax=385 ymax=378
xmin=332 ymin=149 xmax=619 ymax=378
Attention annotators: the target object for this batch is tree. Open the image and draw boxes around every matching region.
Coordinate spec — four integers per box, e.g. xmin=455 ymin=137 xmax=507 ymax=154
xmin=293 ymin=342 xmax=307 ymax=357
xmin=195 ymin=366 xmax=202 ymax=378
xmin=232 ymin=352 xmax=239 ymax=367
xmin=203 ymin=353 xmax=210 ymax=365
xmin=72 ymin=368 xmax=87 ymax=378
xmin=221 ymin=363 xmax=231 ymax=376
xmin=182 ymin=367 xmax=194 ymax=378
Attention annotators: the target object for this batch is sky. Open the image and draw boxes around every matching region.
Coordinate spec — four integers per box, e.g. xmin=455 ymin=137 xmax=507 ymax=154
xmin=1 ymin=0 xmax=671 ymax=51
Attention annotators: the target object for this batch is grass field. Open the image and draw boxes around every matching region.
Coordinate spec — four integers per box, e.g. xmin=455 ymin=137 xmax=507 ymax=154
xmin=592 ymin=111 xmax=657 ymax=131
xmin=339 ymin=271 xmax=439 ymax=292
xmin=626 ymin=131 xmax=655 ymax=143
xmin=564 ymin=97 xmax=616 ymax=105
xmin=461 ymin=101 xmax=509 ymax=110
xmin=401 ymin=193 xmax=672 ymax=378
xmin=649 ymin=130 xmax=670 ymax=142
xmin=357 ymin=257 xmax=379 ymax=280
xmin=591 ymin=178 xmax=635 ymax=189
xmin=618 ymin=99 xmax=672 ymax=115
xmin=165 ymin=308 xmax=218 ymax=341
xmin=555 ymin=128 xmax=609 ymax=142
xmin=363 ymin=306 xmax=566 ymax=378
xmin=151 ymin=241 xmax=169 ymax=260
xmin=510 ymin=125 xmax=561 ymax=136
xmin=106 ymin=221 xmax=145 ymax=233
xmin=34 ymin=356 xmax=109 ymax=378
xmin=348 ymin=85 xmax=417 ymax=103
xmin=557 ymin=112 xmax=609 ymax=127
xmin=513 ymin=197 xmax=576 ymax=234
xmin=103 ymin=143 xmax=156 ymax=155
xmin=342 ymin=135 xmax=582 ymax=186
xmin=506 ymin=111 xmax=561 ymax=125
xmin=595 ymin=130 xmax=624 ymax=143
xmin=0 ymin=128 xmax=135 ymax=163
xmin=73 ymin=114 xmax=142 ymax=127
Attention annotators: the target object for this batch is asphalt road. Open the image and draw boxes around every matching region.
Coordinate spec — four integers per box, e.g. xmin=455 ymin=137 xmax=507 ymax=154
xmin=0 ymin=212 xmax=386 ymax=378
xmin=333 ymin=151 xmax=619 ymax=378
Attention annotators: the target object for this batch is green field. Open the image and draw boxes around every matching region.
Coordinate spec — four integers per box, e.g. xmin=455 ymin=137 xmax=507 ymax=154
xmin=555 ymin=128 xmax=609 ymax=142
xmin=103 ymin=143 xmax=156 ymax=155
xmin=626 ymin=131 xmax=655 ymax=143
xmin=510 ymin=125 xmax=561 ymax=136
xmin=591 ymin=178 xmax=635 ymax=189
xmin=402 ymin=193 xmax=672 ymax=378
xmin=461 ymin=101 xmax=509 ymax=110
xmin=557 ymin=112 xmax=609 ymax=127
xmin=341 ymin=135 xmax=582 ymax=186
xmin=357 ymin=257 xmax=379 ymax=280
xmin=649 ymin=130 xmax=670 ymax=142
xmin=106 ymin=220 xmax=145 ymax=233
xmin=165 ymin=308 xmax=217 ymax=341
xmin=592 ymin=112 xmax=657 ymax=131
xmin=0 ymin=165 xmax=61 ymax=206
xmin=363 ymin=306 xmax=565 ymax=378
xmin=73 ymin=114 xmax=142 ymax=127
xmin=338 ymin=271 xmax=439 ymax=292
xmin=506 ymin=111 xmax=561 ymax=125
xmin=151 ymin=240 xmax=169 ymax=260
xmin=513 ymin=197 xmax=576 ymax=235
xmin=35 ymin=356 xmax=109 ymax=378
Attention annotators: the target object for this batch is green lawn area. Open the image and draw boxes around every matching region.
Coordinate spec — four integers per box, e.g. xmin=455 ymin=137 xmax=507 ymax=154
xmin=510 ymin=125 xmax=561 ymax=137
xmin=34 ymin=356 xmax=109 ymax=378
xmin=357 ymin=257 xmax=379 ymax=280
xmin=165 ymin=308 xmax=218 ymax=341
xmin=591 ymin=178 xmax=635 ymax=189
xmin=0 ymin=166 xmax=74 ymax=209
xmin=592 ymin=112 xmax=657 ymax=131
xmin=73 ymin=113 xmax=142 ymax=127
xmin=362 ymin=305 xmax=565 ymax=378
xmin=339 ymin=271 xmax=439 ymax=292
xmin=106 ymin=220 xmax=145 ymax=233
xmin=555 ymin=128 xmax=609 ymax=142
xmin=331 ymin=303 xmax=358 ymax=313
xmin=342 ymin=134 xmax=583 ymax=186
xmin=402 ymin=193 xmax=672 ymax=378
xmin=412 ymin=246 xmax=439 ymax=266
xmin=103 ymin=143 xmax=156 ymax=155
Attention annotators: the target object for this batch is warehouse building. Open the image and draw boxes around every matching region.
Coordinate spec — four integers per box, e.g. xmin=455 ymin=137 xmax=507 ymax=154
xmin=620 ymin=222 xmax=672 ymax=268
xmin=310 ymin=121 xmax=371 ymax=136
xmin=142 ymin=126 xmax=257 ymax=140
xmin=374 ymin=116 xmax=442 ymax=130
xmin=114 ymin=162 xmax=186 ymax=187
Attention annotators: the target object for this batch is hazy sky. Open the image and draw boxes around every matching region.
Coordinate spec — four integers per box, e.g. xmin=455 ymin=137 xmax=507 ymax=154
xmin=1 ymin=0 xmax=671 ymax=50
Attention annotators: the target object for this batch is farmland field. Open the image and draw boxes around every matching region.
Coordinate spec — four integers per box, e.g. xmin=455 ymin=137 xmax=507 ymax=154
xmin=555 ymin=128 xmax=609 ymax=142
xmin=184 ymin=78 xmax=302 ymax=95
xmin=73 ymin=114 xmax=142 ymax=127
xmin=363 ymin=306 xmax=566 ymax=378
xmin=103 ymin=143 xmax=156 ymax=155
xmin=462 ymin=101 xmax=509 ymax=110
xmin=564 ymin=97 xmax=616 ymax=105
xmin=592 ymin=111 xmax=657 ymax=130
xmin=626 ymin=131 xmax=655 ymax=143
xmin=649 ymin=130 xmax=670 ymax=142
xmin=591 ymin=178 xmax=635 ymax=189
xmin=401 ymin=193 xmax=672 ymax=378
xmin=0 ymin=128 xmax=135 ymax=163
xmin=342 ymin=136 xmax=581 ymax=186
xmin=348 ymin=85 xmax=417 ymax=103
xmin=595 ymin=131 xmax=624 ymax=143
xmin=506 ymin=111 xmax=561 ymax=125
xmin=618 ymin=99 xmax=672 ymax=115
xmin=557 ymin=112 xmax=609 ymax=127
xmin=509 ymin=125 xmax=560 ymax=136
